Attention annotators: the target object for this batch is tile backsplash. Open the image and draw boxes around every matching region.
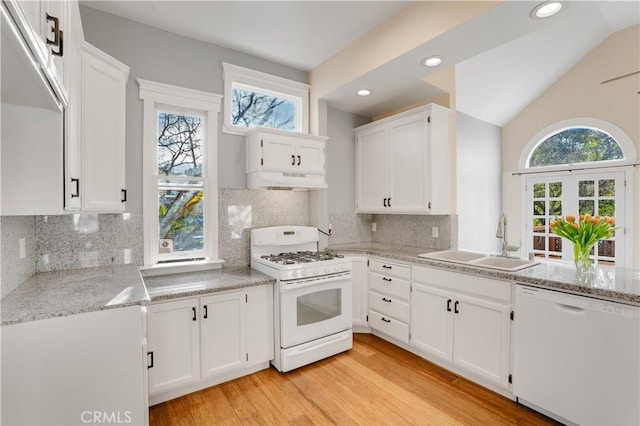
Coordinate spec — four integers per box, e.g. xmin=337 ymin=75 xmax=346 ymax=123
xmin=14 ymin=189 xmax=311 ymax=277
xmin=218 ymin=188 xmax=310 ymax=267
xmin=1 ymin=216 xmax=37 ymax=298
xmin=371 ymin=214 xmax=458 ymax=250
xmin=328 ymin=213 xmax=373 ymax=245
xmin=36 ymin=213 xmax=144 ymax=272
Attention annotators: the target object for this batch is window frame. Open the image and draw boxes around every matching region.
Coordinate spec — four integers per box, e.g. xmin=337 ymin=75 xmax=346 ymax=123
xmin=517 ymin=118 xmax=637 ymax=173
xmin=138 ymin=78 xmax=223 ymax=270
xmin=222 ymin=62 xmax=309 ymax=135
xmin=518 ymin=118 xmax=636 ymax=268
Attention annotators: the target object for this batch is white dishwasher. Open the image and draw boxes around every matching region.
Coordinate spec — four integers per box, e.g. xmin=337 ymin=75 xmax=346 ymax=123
xmin=514 ymin=286 xmax=639 ymax=425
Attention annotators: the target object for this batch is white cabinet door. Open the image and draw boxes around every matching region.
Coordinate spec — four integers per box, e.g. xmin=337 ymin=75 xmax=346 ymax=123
xmin=63 ymin=2 xmax=82 ymax=210
xmin=410 ymin=283 xmax=453 ymax=362
xmin=388 ymin=115 xmax=427 ymax=212
xmin=261 ymin=136 xmax=296 ymax=171
xmin=81 ymin=42 xmax=128 ymax=212
xmin=148 ymin=299 xmax=200 ymax=394
xmin=356 ymin=127 xmax=388 ymax=212
xmin=453 ymin=293 xmax=510 ymax=386
xmin=2 ymin=306 xmax=148 ymax=426
xmin=201 ymin=291 xmax=246 ymax=378
xmin=245 ymin=284 xmax=274 ymax=364
xmin=349 ymin=257 xmax=369 ymax=329
xmin=296 ymin=138 xmax=324 ymax=174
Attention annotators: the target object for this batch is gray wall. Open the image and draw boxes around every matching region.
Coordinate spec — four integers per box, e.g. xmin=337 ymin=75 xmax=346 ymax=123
xmin=326 ymin=107 xmax=370 ymax=214
xmin=79 ymin=6 xmax=309 ymax=213
xmin=456 ymin=111 xmax=502 ymax=253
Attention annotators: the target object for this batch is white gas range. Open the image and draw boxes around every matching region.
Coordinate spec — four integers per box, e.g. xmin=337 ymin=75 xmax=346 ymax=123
xmin=251 ymin=226 xmax=353 ymax=372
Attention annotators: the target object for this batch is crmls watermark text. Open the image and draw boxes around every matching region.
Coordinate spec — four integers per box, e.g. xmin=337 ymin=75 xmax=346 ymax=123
xmin=80 ymin=411 xmax=132 ymax=424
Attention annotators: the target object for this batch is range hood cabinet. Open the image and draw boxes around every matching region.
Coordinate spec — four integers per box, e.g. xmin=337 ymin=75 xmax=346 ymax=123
xmin=245 ymin=127 xmax=328 ymax=190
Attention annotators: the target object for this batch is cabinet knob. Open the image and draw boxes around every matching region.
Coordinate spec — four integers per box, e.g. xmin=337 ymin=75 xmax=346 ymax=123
xmin=291 ymin=155 xmax=296 ymax=166
xmin=297 ymin=155 xmax=301 ymax=166
xmin=454 ymin=300 xmax=460 ymax=314
xmin=147 ymin=351 xmax=154 ymax=369
xmin=192 ymin=307 xmax=197 ymax=321
xmin=447 ymin=299 xmax=452 ymax=312
xmin=45 ymin=14 xmax=63 ymax=57
xmin=203 ymin=304 xmax=208 ymax=319
xmin=121 ymin=189 xmax=127 ymax=203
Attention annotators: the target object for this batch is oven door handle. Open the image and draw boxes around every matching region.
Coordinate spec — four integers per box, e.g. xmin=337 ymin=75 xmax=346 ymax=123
xmin=280 ymin=272 xmax=351 ymax=292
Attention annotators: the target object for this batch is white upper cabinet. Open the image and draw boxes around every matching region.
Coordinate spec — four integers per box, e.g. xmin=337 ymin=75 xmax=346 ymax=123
xmin=80 ymin=42 xmax=129 ymax=212
xmin=355 ymin=103 xmax=454 ymax=214
xmin=245 ymin=127 xmax=327 ymax=189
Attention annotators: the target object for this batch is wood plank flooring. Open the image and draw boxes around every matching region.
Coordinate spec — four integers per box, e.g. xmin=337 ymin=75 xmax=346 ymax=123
xmin=150 ymin=334 xmax=557 ymax=425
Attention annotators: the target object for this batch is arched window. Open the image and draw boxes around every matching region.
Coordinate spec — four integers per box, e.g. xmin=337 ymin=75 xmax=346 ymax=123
xmin=528 ymin=127 xmax=623 ymax=168
xmin=519 ymin=119 xmax=635 ymax=268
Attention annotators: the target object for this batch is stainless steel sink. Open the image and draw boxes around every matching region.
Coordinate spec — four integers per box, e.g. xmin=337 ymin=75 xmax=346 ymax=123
xmin=418 ymin=250 xmax=539 ymax=272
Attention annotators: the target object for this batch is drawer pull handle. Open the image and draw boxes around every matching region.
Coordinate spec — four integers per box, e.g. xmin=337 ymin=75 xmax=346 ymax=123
xmin=447 ymin=299 xmax=452 ymax=312
xmin=382 ymin=265 xmax=392 ymax=269
xmin=192 ymin=307 xmax=197 ymax=321
xmin=381 ymin=317 xmax=391 ymax=323
xmin=454 ymin=300 xmax=460 ymax=314
xmin=382 ymin=297 xmax=392 ymax=303
xmin=382 ymin=277 xmax=392 ymax=282
xmin=291 ymin=155 xmax=296 ymax=166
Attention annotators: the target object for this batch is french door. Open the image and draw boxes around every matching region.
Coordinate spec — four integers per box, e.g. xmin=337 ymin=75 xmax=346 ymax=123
xmin=525 ymin=170 xmax=628 ymax=267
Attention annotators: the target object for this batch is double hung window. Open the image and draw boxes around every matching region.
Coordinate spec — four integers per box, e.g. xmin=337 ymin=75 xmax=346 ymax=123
xmin=139 ymin=79 xmax=222 ymax=267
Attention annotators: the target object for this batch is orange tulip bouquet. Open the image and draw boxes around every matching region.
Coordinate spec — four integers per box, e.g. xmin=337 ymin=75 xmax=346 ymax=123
xmin=550 ymin=214 xmax=616 ymax=273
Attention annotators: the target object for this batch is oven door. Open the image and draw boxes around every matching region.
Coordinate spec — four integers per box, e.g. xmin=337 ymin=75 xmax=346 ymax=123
xmin=279 ymin=272 xmax=352 ymax=349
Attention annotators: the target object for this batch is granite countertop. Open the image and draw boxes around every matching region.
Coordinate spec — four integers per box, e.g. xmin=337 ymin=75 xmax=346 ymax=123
xmin=143 ymin=266 xmax=275 ymax=302
xmin=329 ymin=242 xmax=640 ymax=306
xmin=1 ymin=264 xmax=149 ymax=326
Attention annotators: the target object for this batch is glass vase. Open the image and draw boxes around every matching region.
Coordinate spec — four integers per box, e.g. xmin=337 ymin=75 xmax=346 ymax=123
xmin=573 ymin=243 xmax=595 ymax=274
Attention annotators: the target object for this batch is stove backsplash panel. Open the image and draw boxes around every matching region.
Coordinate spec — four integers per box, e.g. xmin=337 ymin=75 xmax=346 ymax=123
xmin=219 ymin=189 xmax=309 ymax=267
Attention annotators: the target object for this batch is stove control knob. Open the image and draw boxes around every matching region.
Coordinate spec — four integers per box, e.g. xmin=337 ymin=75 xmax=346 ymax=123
xmin=320 ymin=267 xmax=327 ymax=275
xmin=335 ymin=264 xmax=342 ymax=272
xmin=311 ymin=268 xmax=317 ymax=276
xmin=291 ymin=271 xmax=298 ymax=278
xmin=300 ymin=270 xmax=306 ymax=277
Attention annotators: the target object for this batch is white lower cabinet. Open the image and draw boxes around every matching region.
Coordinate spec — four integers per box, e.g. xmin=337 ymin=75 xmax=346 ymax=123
xmin=147 ymin=299 xmax=200 ymax=393
xmin=410 ymin=266 xmax=511 ymax=389
xmin=348 ymin=256 xmax=369 ymax=330
xmin=1 ymin=306 xmax=148 ymax=426
xmin=147 ymin=285 xmax=273 ymax=404
xmin=201 ymin=292 xmax=246 ymax=378
xmin=367 ymin=259 xmax=411 ymax=344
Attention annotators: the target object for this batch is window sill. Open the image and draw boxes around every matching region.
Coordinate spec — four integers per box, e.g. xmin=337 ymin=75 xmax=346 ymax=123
xmin=139 ymin=259 xmax=226 ymax=277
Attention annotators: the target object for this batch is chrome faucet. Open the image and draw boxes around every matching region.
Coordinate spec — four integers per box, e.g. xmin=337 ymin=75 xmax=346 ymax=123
xmin=496 ymin=213 xmax=520 ymax=257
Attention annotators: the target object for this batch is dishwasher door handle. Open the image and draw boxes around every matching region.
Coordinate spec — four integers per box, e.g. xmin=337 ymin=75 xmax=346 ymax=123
xmin=555 ymin=303 xmax=586 ymax=313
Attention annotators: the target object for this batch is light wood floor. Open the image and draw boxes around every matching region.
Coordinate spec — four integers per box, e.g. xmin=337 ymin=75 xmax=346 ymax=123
xmin=150 ymin=333 xmax=557 ymax=425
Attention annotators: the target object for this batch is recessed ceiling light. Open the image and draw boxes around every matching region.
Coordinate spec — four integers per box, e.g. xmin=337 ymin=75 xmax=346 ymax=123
xmin=531 ymin=1 xmax=563 ymax=19
xmin=357 ymin=89 xmax=372 ymax=97
xmin=422 ymin=56 xmax=444 ymax=67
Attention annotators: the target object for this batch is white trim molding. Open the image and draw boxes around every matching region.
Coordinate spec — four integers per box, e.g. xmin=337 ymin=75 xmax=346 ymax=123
xmin=222 ymin=62 xmax=310 ymax=135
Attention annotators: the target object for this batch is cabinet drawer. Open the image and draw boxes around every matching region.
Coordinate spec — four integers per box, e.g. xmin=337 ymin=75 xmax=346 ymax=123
xmin=369 ymin=310 xmax=409 ymax=344
xmin=369 ymin=272 xmax=410 ymax=301
xmin=369 ymin=291 xmax=410 ymax=323
xmin=369 ymin=259 xmax=410 ymax=280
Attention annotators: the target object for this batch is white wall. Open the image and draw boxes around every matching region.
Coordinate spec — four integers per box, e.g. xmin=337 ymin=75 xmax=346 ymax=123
xmin=456 ymin=112 xmax=502 ymax=253
xmin=79 ymin=7 xmax=309 ymax=213
xmin=502 ymin=24 xmax=639 ymax=267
